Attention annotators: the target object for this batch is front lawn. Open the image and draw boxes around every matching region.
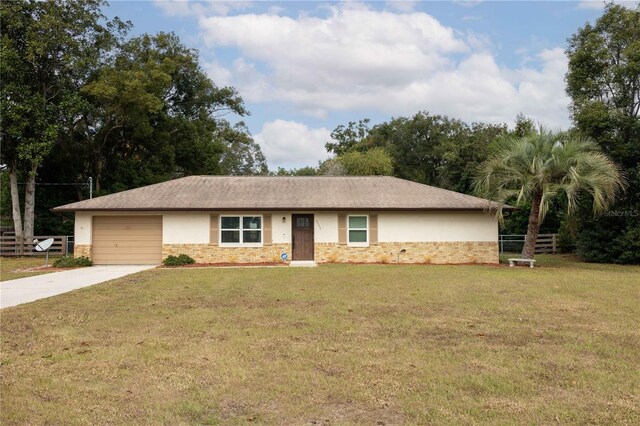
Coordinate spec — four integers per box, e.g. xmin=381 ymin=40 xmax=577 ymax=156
xmin=0 ymin=257 xmax=60 ymax=282
xmin=1 ymin=258 xmax=638 ymax=424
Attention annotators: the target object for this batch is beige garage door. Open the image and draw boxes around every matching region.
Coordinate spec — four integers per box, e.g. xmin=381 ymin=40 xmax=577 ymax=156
xmin=92 ymin=216 xmax=162 ymax=264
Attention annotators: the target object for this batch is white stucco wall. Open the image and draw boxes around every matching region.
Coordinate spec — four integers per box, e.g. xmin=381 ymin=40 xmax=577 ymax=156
xmin=163 ymin=212 xmax=210 ymax=244
xmin=310 ymin=211 xmax=497 ymax=243
xmin=378 ymin=212 xmax=497 ymax=242
xmin=314 ymin=213 xmax=338 ymax=243
xmin=74 ymin=210 xmax=498 ymax=246
xmin=272 ymin=213 xmax=291 ymax=244
xmin=74 ymin=212 xmax=92 ymax=245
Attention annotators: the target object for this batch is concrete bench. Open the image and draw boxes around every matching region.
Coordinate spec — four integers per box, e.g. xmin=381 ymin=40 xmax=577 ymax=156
xmin=508 ymin=258 xmax=536 ymax=268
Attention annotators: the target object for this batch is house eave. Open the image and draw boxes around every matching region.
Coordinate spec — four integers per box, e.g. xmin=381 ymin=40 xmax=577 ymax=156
xmin=52 ymin=206 xmax=512 ymax=213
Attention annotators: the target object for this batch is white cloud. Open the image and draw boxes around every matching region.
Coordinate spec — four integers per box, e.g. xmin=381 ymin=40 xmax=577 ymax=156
xmin=577 ymin=0 xmax=606 ymax=9
xmin=195 ymin=4 xmax=571 ymax=128
xmin=254 ymin=120 xmax=332 ymax=169
xmin=386 ymin=1 xmax=418 ymax=13
xmin=151 ymin=3 xmax=579 ymax=166
xmin=203 ymin=60 xmax=233 ymax=86
xmin=153 ymin=0 xmax=254 ymax=17
xmin=267 ymin=5 xmax=286 ymax=15
xmin=153 ymin=0 xmax=194 ymax=17
xmin=207 ymin=0 xmax=254 ymax=16
xmin=454 ymin=0 xmax=483 ymax=8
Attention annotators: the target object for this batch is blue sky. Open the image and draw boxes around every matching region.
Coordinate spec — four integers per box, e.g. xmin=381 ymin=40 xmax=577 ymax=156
xmin=104 ymin=1 xmax=615 ymax=169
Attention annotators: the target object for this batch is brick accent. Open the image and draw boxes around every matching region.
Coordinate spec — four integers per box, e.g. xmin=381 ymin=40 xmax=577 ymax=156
xmin=162 ymin=244 xmax=292 ymax=264
xmin=314 ymin=241 xmax=498 ymax=264
xmin=74 ymin=244 xmax=91 ymax=258
xmin=77 ymin=242 xmax=497 ymax=264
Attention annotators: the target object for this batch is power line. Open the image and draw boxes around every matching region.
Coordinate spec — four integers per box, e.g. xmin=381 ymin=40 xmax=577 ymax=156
xmin=14 ymin=177 xmax=93 ymax=198
xmin=16 ymin=182 xmax=88 ymax=186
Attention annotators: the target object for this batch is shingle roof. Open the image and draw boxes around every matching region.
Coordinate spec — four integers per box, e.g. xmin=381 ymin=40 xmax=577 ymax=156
xmin=52 ymin=176 xmax=507 ymax=212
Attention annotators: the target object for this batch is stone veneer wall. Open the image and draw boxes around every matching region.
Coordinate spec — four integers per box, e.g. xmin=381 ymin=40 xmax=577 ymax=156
xmin=162 ymin=244 xmax=292 ymax=264
xmin=74 ymin=244 xmax=91 ymax=258
xmin=315 ymin=242 xmax=498 ymax=264
xmin=78 ymin=242 xmax=497 ymax=264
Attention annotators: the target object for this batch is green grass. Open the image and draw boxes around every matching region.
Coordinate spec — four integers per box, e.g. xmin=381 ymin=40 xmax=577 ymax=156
xmin=0 ymin=256 xmax=61 ymax=281
xmin=499 ymin=253 xmax=611 ymax=269
xmin=1 ymin=258 xmax=639 ymax=424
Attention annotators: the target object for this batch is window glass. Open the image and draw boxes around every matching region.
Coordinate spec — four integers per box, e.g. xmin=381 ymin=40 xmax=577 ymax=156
xmin=349 ymin=230 xmax=367 ymax=243
xmin=221 ymin=216 xmax=240 ymax=229
xmin=221 ymin=216 xmax=262 ymax=244
xmin=348 ymin=215 xmax=367 ymax=244
xmin=243 ymin=230 xmax=261 ymax=243
xmin=296 ymin=217 xmax=310 ymax=228
xmin=221 ymin=230 xmax=240 ymax=243
xmin=243 ymin=216 xmax=261 ymax=229
xmin=349 ymin=216 xmax=367 ymax=229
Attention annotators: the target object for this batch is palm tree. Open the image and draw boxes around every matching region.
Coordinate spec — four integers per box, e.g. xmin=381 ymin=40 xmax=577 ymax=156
xmin=474 ymin=128 xmax=625 ymax=259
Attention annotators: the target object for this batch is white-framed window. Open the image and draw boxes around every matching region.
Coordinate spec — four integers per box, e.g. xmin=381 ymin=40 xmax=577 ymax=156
xmin=348 ymin=215 xmax=368 ymax=246
xmin=220 ymin=215 xmax=262 ymax=246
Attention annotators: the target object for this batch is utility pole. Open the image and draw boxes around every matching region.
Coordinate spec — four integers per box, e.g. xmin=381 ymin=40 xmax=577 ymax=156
xmin=88 ymin=177 xmax=93 ymax=199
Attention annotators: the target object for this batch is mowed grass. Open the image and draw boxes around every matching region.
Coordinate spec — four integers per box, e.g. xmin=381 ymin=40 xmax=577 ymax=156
xmin=0 ymin=257 xmax=60 ymax=281
xmin=1 ymin=258 xmax=639 ymax=424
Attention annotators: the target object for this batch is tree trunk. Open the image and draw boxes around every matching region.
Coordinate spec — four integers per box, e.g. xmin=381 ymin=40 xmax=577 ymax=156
xmin=9 ymin=163 xmax=24 ymax=255
xmin=23 ymin=163 xmax=38 ymax=253
xmin=94 ymin=123 xmax=121 ymax=194
xmin=521 ymin=191 xmax=543 ymax=259
xmin=95 ymin=155 xmax=103 ymax=193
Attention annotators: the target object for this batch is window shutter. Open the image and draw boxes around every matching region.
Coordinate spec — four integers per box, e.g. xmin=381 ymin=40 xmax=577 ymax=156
xmin=210 ymin=214 xmax=219 ymax=245
xmin=338 ymin=214 xmax=347 ymax=245
xmin=263 ymin=214 xmax=272 ymax=246
xmin=369 ymin=214 xmax=378 ymax=245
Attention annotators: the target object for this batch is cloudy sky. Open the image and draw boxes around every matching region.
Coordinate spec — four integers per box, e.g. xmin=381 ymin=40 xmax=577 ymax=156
xmin=105 ymin=1 xmax=617 ymax=169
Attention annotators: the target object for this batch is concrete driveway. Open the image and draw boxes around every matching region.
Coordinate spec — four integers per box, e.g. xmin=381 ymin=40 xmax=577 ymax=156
xmin=0 ymin=265 xmax=156 ymax=309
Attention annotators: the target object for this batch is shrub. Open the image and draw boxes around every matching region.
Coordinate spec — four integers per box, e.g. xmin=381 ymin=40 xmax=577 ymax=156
xmin=53 ymin=256 xmax=92 ymax=268
xmin=577 ymin=219 xmax=640 ymax=264
xmin=557 ymin=223 xmax=576 ymax=254
xmin=163 ymin=254 xmax=196 ymax=267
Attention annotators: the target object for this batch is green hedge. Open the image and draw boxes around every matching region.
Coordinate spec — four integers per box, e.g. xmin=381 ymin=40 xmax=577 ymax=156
xmin=163 ymin=254 xmax=196 ymax=267
xmin=53 ymin=256 xmax=93 ymax=268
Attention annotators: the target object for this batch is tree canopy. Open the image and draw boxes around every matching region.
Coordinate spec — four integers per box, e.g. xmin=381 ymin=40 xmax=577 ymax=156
xmin=324 ymin=112 xmax=508 ymax=194
xmin=566 ymin=3 xmax=640 ymax=263
xmin=475 ymin=129 xmax=624 ymax=259
xmin=0 ymin=0 xmax=126 ymax=245
xmin=1 ymin=1 xmax=267 ymax=235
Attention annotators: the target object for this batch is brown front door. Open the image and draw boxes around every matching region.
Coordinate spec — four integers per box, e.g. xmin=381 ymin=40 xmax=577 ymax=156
xmin=292 ymin=214 xmax=314 ymax=260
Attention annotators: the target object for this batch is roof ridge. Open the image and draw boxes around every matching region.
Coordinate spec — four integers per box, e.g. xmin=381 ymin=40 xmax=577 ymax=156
xmin=395 ymin=176 xmax=489 ymax=199
xmin=194 ymin=175 xmax=393 ymax=178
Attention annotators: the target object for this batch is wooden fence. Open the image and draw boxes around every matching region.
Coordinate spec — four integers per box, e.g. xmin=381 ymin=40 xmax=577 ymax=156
xmin=533 ymin=234 xmax=558 ymax=254
xmin=499 ymin=234 xmax=558 ymax=254
xmin=0 ymin=236 xmax=69 ymax=256
xmin=3 ymin=234 xmax=559 ymax=256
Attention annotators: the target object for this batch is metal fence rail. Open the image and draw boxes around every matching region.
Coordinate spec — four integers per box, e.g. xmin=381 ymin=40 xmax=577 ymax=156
xmin=499 ymin=233 xmax=558 ymax=254
xmin=0 ymin=236 xmax=69 ymax=256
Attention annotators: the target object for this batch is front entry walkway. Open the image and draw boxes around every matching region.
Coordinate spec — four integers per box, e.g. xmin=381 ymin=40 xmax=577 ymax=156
xmin=0 ymin=265 xmax=155 ymax=309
